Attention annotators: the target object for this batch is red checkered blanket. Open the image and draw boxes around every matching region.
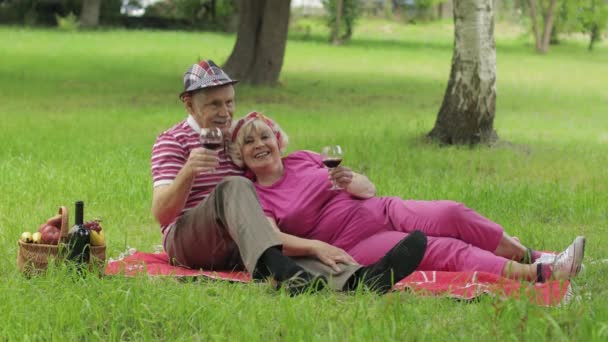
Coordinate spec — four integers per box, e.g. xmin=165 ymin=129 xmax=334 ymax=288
xmin=105 ymin=251 xmax=571 ymax=306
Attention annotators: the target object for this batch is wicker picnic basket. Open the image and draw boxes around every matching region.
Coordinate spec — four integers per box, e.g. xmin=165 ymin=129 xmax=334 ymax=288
xmin=17 ymin=206 xmax=106 ymax=275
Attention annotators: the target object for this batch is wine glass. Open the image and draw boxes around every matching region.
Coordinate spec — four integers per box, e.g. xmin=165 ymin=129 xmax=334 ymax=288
xmin=200 ymin=127 xmax=223 ymax=174
xmin=320 ymin=145 xmax=344 ymax=190
xmin=200 ymin=127 xmax=224 ymax=151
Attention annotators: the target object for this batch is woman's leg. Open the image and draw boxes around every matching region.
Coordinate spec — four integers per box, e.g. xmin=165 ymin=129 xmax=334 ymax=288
xmin=349 ymin=231 xmax=509 ymax=276
xmin=388 ymin=199 xmax=538 ymax=261
xmin=501 ymin=261 xmax=537 ymax=281
xmin=494 ymin=233 xmax=533 ymax=262
xmin=417 ymin=236 xmax=507 ymax=275
xmin=348 ymin=231 xmax=408 ymax=266
xmin=348 ymin=232 xmax=584 ymax=282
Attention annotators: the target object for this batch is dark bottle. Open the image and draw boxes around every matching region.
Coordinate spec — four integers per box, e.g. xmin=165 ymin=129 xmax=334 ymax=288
xmin=67 ymin=200 xmax=90 ymax=265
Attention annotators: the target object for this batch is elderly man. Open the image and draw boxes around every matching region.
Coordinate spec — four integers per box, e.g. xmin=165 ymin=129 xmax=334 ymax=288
xmin=150 ymin=60 xmax=427 ymax=295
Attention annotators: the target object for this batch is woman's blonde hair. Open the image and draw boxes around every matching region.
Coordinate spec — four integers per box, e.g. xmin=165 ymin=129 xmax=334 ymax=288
xmin=229 ymin=117 xmax=289 ymax=168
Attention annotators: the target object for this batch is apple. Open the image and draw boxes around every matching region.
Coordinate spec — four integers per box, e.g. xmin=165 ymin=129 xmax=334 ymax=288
xmin=32 ymin=232 xmax=42 ymax=244
xmin=90 ymin=230 xmax=105 ymax=246
xmin=84 ymin=219 xmax=102 ymax=233
xmin=20 ymin=231 xmax=33 ymax=243
xmin=39 ymin=225 xmax=61 ymax=245
xmin=46 ymin=214 xmax=62 ymax=228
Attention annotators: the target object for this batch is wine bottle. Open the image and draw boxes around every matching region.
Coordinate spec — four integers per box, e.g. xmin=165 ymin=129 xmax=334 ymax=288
xmin=67 ymin=200 xmax=90 ymax=265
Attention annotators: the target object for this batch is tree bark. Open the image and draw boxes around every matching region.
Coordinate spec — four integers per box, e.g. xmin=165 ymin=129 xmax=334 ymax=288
xmin=527 ymin=0 xmax=557 ymax=53
xmin=428 ymin=0 xmax=498 ymax=145
xmin=80 ymin=0 xmax=102 ymax=28
xmin=588 ymin=24 xmax=599 ymax=51
xmin=539 ymin=0 xmax=558 ymax=53
xmin=331 ymin=0 xmax=344 ymax=45
xmin=223 ymin=0 xmax=291 ymax=86
xmin=527 ymin=0 xmax=542 ymax=51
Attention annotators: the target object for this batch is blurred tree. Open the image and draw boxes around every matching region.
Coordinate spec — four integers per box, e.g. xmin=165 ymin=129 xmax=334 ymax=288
xmin=527 ymin=0 xmax=558 ymax=53
xmin=428 ymin=0 xmax=498 ymax=145
xmin=223 ymin=0 xmax=291 ymax=85
xmin=323 ymin=0 xmax=361 ymax=44
xmin=143 ymin=0 xmax=236 ymax=31
xmin=582 ymin=0 xmax=608 ymax=50
xmin=554 ymin=0 xmax=608 ymax=51
xmin=80 ymin=0 xmax=102 ymax=27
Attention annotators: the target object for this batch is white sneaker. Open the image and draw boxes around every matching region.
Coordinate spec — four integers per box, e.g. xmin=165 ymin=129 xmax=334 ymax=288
xmin=534 ymin=252 xmax=557 ymax=265
xmin=551 ymin=236 xmax=586 ymax=280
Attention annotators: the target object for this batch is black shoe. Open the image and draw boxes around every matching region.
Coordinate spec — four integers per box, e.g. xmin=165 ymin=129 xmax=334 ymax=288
xmin=347 ymin=230 xmax=427 ymax=294
xmin=278 ymin=271 xmax=327 ymax=296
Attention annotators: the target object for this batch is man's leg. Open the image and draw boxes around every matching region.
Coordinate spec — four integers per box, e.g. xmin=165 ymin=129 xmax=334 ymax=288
xmin=164 ymin=192 xmax=245 ymax=270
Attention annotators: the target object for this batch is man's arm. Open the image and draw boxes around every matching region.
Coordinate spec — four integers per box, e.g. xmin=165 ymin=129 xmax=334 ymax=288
xmin=152 ymin=168 xmax=195 ymax=226
xmin=151 ymin=147 xmax=219 ymax=226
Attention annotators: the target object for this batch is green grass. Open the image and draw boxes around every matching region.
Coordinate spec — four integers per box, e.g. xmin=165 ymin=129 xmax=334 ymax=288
xmin=1 ymin=18 xmax=607 ymax=340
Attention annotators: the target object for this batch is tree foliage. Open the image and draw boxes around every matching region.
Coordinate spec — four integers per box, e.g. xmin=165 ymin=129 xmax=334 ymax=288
xmin=555 ymin=0 xmax=608 ymax=50
xmin=524 ymin=0 xmax=607 ymax=53
xmin=0 ymin=0 xmax=121 ymax=26
xmin=144 ymin=0 xmax=237 ymax=31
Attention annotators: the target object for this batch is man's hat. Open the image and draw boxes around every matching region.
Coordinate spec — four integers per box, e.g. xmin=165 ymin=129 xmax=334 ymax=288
xmin=179 ymin=60 xmax=238 ymax=100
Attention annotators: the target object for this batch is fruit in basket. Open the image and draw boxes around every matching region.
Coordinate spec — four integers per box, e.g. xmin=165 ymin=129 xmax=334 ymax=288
xmin=32 ymin=232 xmax=42 ymax=244
xmin=84 ymin=219 xmax=102 ymax=233
xmin=39 ymin=225 xmax=61 ymax=245
xmin=20 ymin=232 xmax=33 ymax=243
xmin=84 ymin=219 xmax=105 ymax=246
xmin=90 ymin=230 xmax=106 ymax=246
xmin=46 ymin=214 xmax=62 ymax=228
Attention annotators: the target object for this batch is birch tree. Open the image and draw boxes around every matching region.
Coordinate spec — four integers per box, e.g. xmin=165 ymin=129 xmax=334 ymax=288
xmin=428 ymin=0 xmax=498 ymax=145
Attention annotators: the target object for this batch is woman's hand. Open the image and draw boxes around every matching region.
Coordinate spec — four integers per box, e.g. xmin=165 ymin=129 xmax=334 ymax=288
xmin=329 ymin=166 xmax=376 ymax=199
xmin=310 ymin=240 xmax=356 ymax=272
xmin=329 ymin=166 xmax=354 ymax=189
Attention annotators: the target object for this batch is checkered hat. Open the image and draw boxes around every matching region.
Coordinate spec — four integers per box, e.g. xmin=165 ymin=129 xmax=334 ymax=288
xmin=179 ymin=60 xmax=238 ymax=100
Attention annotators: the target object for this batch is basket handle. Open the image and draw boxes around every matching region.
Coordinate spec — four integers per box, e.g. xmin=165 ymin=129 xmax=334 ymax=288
xmin=58 ymin=206 xmax=70 ymax=241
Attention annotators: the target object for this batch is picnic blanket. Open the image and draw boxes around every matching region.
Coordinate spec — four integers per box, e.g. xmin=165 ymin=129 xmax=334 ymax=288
xmin=105 ymin=251 xmax=572 ymax=306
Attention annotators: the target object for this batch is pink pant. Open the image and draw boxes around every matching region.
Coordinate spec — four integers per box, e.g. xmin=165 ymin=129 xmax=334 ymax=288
xmin=348 ymin=200 xmax=508 ymax=275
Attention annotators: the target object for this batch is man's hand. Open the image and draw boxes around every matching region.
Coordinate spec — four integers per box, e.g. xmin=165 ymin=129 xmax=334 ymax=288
xmin=329 ymin=166 xmax=354 ymax=190
xmin=185 ymin=147 xmax=220 ymax=176
xmin=310 ymin=240 xmax=356 ymax=272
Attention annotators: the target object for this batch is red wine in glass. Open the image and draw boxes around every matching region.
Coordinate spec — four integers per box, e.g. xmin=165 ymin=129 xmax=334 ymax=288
xmin=200 ymin=127 xmax=223 ymax=151
xmin=202 ymin=142 xmax=222 ymax=150
xmin=322 ymin=158 xmax=343 ymax=168
xmin=200 ymin=127 xmax=223 ymax=173
xmin=320 ymin=145 xmax=344 ymax=190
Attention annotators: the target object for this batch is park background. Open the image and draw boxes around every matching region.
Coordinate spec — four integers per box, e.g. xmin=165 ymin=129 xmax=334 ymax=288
xmin=1 ymin=0 xmax=607 ymax=340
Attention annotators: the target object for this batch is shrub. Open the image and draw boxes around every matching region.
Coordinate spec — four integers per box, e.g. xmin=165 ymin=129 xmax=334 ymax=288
xmin=55 ymin=12 xmax=79 ymax=32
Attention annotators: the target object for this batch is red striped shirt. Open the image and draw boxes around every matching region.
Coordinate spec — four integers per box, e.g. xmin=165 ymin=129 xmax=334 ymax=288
xmin=151 ymin=115 xmax=243 ymax=238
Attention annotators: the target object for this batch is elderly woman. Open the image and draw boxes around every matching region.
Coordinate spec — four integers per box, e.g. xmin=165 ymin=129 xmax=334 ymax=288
xmin=229 ymin=112 xmax=586 ymax=283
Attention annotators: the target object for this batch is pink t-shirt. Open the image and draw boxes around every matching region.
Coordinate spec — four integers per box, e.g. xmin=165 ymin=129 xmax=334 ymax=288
xmin=151 ymin=115 xmax=243 ymax=241
xmin=254 ymin=151 xmax=396 ymax=251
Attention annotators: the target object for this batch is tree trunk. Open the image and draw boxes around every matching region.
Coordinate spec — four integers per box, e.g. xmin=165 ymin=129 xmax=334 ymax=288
xmin=539 ymin=0 xmax=558 ymax=53
xmin=428 ymin=0 xmax=498 ymax=145
xmin=527 ymin=0 xmax=542 ymax=51
xmin=527 ymin=0 xmax=557 ymax=53
xmin=392 ymin=0 xmax=402 ymax=20
xmin=223 ymin=0 xmax=291 ymax=85
xmin=588 ymin=24 xmax=599 ymax=51
xmin=331 ymin=0 xmax=344 ymax=44
xmin=80 ymin=0 xmax=102 ymax=28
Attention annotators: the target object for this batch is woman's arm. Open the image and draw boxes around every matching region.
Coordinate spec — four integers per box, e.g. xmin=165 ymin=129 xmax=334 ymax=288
xmin=266 ymin=217 xmax=356 ymax=272
xmin=330 ymin=167 xmax=376 ymax=199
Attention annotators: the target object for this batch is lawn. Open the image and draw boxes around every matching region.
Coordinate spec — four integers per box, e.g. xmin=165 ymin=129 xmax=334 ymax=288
xmin=0 ymin=19 xmax=607 ymax=340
